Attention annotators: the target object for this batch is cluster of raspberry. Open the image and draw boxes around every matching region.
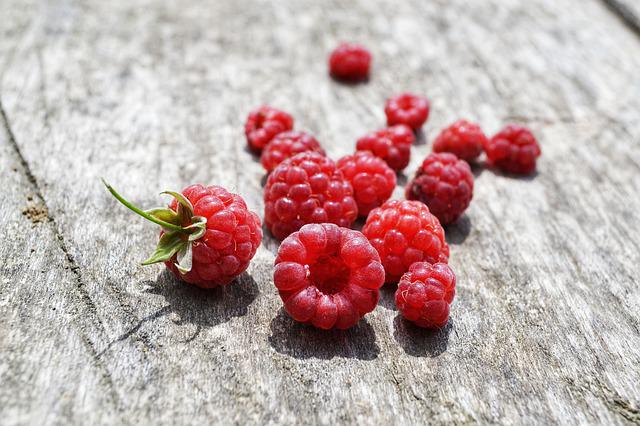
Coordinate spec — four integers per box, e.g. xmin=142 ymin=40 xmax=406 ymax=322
xmin=104 ymin=42 xmax=541 ymax=332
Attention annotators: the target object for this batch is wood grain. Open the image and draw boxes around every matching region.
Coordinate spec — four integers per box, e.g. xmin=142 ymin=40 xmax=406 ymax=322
xmin=0 ymin=115 xmax=122 ymax=423
xmin=1 ymin=0 xmax=640 ymax=424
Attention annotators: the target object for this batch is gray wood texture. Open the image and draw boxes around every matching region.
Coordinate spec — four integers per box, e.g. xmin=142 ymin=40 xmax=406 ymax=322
xmin=1 ymin=0 xmax=639 ymax=424
xmin=603 ymin=0 xmax=640 ymax=33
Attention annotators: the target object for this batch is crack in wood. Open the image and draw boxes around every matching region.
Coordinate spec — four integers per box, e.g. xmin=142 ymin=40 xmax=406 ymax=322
xmin=2 ymin=0 xmax=640 ymax=422
xmin=0 ymin=100 xmax=123 ymax=411
xmin=566 ymin=375 xmax=640 ymax=424
xmin=601 ymin=0 xmax=640 ymax=36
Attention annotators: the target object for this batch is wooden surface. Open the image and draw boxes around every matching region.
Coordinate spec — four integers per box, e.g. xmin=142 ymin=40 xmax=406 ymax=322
xmin=1 ymin=0 xmax=640 ymax=424
xmin=603 ymin=0 xmax=640 ymax=33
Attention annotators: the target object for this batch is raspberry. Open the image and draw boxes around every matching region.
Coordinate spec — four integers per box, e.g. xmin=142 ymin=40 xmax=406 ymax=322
xmin=274 ymin=223 xmax=385 ymax=329
xmin=362 ymin=200 xmax=449 ymax=283
xmin=395 ymin=262 xmax=455 ymax=328
xmin=432 ymin=120 xmax=487 ymax=162
xmin=244 ymin=106 xmax=294 ymax=153
xmin=384 ymin=93 xmax=430 ymax=130
xmin=405 ymin=152 xmax=474 ymax=225
xmin=484 ymin=125 xmax=541 ymax=175
xmin=260 ymin=131 xmax=325 ymax=173
xmin=104 ymin=182 xmax=262 ymax=289
xmin=329 ymin=42 xmax=372 ymax=82
xmin=337 ymin=151 xmax=396 ymax=217
xmin=264 ymin=152 xmax=358 ymax=240
xmin=355 ymin=124 xmax=415 ymax=171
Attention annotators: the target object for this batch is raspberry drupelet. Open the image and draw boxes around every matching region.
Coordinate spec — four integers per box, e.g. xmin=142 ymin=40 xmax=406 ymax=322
xmin=484 ymin=125 xmax=541 ymax=175
xmin=395 ymin=262 xmax=455 ymax=328
xmin=244 ymin=106 xmax=294 ymax=153
xmin=274 ymin=223 xmax=385 ymax=329
xmin=337 ymin=151 xmax=397 ymax=217
xmin=406 ymin=152 xmax=474 ymax=225
xmin=264 ymin=152 xmax=358 ymax=240
xmin=432 ymin=120 xmax=488 ymax=162
xmin=356 ymin=124 xmax=415 ymax=172
xmin=329 ymin=42 xmax=372 ymax=82
xmin=260 ymin=131 xmax=325 ymax=173
xmin=362 ymin=200 xmax=449 ymax=283
xmin=384 ymin=93 xmax=430 ymax=130
xmin=103 ymin=182 xmax=262 ymax=289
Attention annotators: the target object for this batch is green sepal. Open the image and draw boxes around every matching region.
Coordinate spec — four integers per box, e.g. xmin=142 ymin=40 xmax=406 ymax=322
xmin=103 ymin=180 xmax=208 ymax=275
xmin=145 ymin=207 xmax=180 ymax=225
xmin=173 ymin=217 xmax=206 ymax=274
xmin=161 ymin=190 xmax=194 ymax=223
xmin=102 ymin=179 xmax=186 ymax=233
xmin=186 ymin=216 xmax=207 ymax=241
xmin=175 ymin=243 xmax=193 ymax=274
xmin=141 ymin=231 xmax=188 ymax=266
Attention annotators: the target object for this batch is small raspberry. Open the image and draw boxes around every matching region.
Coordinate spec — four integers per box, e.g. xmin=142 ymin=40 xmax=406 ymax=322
xmin=104 ymin=182 xmax=262 ymax=289
xmin=329 ymin=42 xmax=372 ymax=82
xmin=384 ymin=93 xmax=430 ymax=130
xmin=395 ymin=262 xmax=455 ymax=328
xmin=356 ymin=124 xmax=415 ymax=171
xmin=264 ymin=152 xmax=358 ymax=240
xmin=274 ymin=223 xmax=385 ymax=329
xmin=245 ymin=106 xmax=294 ymax=153
xmin=362 ymin=200 xmax=449 ymax=283
xmin=484 ymin=125 xmax=541 ymax=175
xmin=405 ymin=152 xmax=474 ymax=225
xmin=260 ymin=131 xmax=325 ymax=173
xmin=337 ymin=151 xmax=396 ymax=217
xmin=432 ymin=120 xmax=487 ymax=162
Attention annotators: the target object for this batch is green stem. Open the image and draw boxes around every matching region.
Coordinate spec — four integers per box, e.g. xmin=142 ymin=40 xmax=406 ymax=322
xmin=102 ymin=179 xmax=188 ymax=233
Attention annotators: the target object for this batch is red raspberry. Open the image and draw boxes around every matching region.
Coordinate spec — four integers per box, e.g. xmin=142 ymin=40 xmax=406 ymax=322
xmin=362 ymin=200 xmax=449 ymax=283
xmin=103 ymin=182 xmax=262 ymax=289
xmin=244 ymin=106 xmax=294 ymax=153
xmin=329 ymin=42 xmax=372 ymax=82
xmin=274 ymin=223 xmax=385 ymax=329
xmin=432 ymin=120 xmax=487 ymax=162
xmin=264 ymin=152 xmax=358 ymax=240
xmin=405 ymin=152 xmax=474 ymax=225
xmin=395 ymin=262 xmax=455 ymax=328
xmin=260 ymin=131 xmax=325 ymax=173
xmin=384 ymin=93 xmax=430 ymax=130
xmin=484 ymin=125 xmax=541 ymax=175
xmin=337 ymin=151 xmax=397 ymax=217
xmin=166 ymin=185 xmax=262 ymax=287
xmin=356 ymin=124 xmax=415 ymax=171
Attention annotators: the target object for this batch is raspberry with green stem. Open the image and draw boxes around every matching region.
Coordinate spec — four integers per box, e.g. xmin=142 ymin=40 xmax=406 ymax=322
xmin=103 ymin=180 xmax=262 ymax=288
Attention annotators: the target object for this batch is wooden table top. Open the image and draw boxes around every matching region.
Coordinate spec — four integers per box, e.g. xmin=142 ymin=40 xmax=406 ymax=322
xmin=1 ymin=0 xmax=639 ymax=424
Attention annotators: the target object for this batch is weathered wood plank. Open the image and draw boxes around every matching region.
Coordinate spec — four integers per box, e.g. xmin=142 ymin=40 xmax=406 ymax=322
xmin=0 ymin=117 xmax=122 ymax=424
xmin=1 ymin=0 xmax=640 ymax=424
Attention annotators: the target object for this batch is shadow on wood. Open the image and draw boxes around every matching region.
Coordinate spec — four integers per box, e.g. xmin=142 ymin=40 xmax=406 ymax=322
xmin=445 ymin=214 xmax=472 ymax=245
xmin=244 ymin=144 xmax=261 ymax=161
xmin=470 ymin=162 xmax=486 ymax=178
xmin=261 ymin=225 xmax=282 ymax=256
xmin=329 ymin=75 xmax=371 ymax=86
xmin=268 ymin=308 xmax=379 ymax=360
xmin=396 ymin=171 xmax=409 ymax=187
xmin=414 ymin=129 xmax=429 ymax=146
xmin=392 ymin=316 xmax=453 ymax=358
xmin=487 ymin=166 xmax=540 ymax=181
xmin=142 ymin=269 xmax=259 ymax=329
xmin=378 ymin=282 xmax=398 ymax=311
